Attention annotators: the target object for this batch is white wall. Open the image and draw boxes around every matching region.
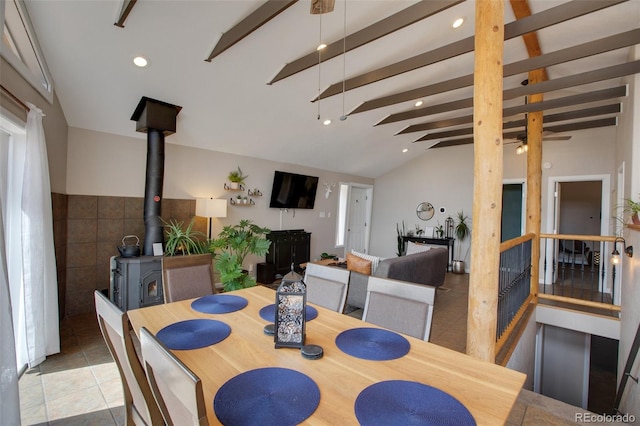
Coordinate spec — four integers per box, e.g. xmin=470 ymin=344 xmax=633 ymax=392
xmin=505 ymin=311 xmax=537 ymax=391
xmin=370 ymin=125 xmax=617 ymax=261
xmin=66 ymin=127 xmax=373 ymax=268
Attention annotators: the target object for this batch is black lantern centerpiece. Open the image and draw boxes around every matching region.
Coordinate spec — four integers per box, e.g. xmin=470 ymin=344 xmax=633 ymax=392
xmin=274 ymin=264 xmax=307 ymax=349
xmin=445 ymin=216 xmax=454 ymax=239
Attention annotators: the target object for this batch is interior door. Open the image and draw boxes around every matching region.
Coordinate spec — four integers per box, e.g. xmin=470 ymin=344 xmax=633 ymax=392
xmin=345 ymin=187 xmax=369 ymax=254
xmin=502 ymin=183 xmax=524 ymax=242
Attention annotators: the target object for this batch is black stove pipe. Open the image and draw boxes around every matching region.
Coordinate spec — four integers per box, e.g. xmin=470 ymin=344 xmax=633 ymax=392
xmin=142 ymin=129 xmax=165 ymax=255
xmin=131 ymin=96 xmax=182 ymax=256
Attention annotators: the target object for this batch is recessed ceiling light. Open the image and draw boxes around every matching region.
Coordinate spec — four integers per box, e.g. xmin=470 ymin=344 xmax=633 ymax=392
xmin=415 ymin=100 xmax=423 ymax=107
xmin=323 ymin=119 xmax=331 ymax=125
xmin=452 ymin=18 xmax=464 ymax=29
xmin=402 ymin=148 xmax=409 ymax=153
xmin=133 ymin=56 xmax=148 ymax=67
xmin=317 ymin=43 xmax=327 ymax=51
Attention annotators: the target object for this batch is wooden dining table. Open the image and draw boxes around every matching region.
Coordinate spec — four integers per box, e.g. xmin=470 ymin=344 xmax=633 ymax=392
xmin=128 ymin=285 xmax=525 ymax=425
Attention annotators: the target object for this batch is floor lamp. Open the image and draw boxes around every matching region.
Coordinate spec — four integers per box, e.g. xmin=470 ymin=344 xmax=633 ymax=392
xmin=195 ymin=198 xmax=227 ymax=239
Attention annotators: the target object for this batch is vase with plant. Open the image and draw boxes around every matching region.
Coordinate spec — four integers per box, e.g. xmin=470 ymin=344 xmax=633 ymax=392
xmin=625 ymin=198 xmax=640 ymax=225
xmin=228 ymin=166 xmax=248 ymax=190
xmin=208 ymin=219 xmax=271 ymax=292
xmin=163 ymin=218 xmax=208 ymax=256
xmin=452 ymin=211 xmax=471 ymax=274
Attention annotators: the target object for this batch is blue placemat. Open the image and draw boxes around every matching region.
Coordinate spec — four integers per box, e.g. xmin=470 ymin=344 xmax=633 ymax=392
xmin=355 ymin=380 xmax=476 ymax=425
xmin=258 ymin=304 xmax=318 ymax=322
xmin=214 ymin=367 xmax=320 ymax=425
xmin=335 ymin=327 xmax=410 ymax=361
xmin=191 ymin=294 xmax=248 ymax=314
xmin=156 ymin=319 xmax=231 ymax=350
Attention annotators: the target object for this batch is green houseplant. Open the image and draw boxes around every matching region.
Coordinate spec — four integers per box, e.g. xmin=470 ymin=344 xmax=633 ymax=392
xmin=452 ymin=211 xmax=471 ymax=274
xmin=163 ymin=218 xmax=208 ymax=256
xmin=228 ymin=166 xmax=248 ymax=189
xmin=625 ymin=198 xmax=640 ymax=225
xmin=209 ymin=219 xmax=271 ymax=291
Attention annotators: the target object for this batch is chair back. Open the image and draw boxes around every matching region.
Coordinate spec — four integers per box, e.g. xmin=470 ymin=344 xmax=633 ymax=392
xmin=140 ymin=327 xmax=209 ymax=426
xmin=162 ymin=253 xmax=215 ymax=303
xmin=94 ymin=291 xmax=163 ymax=426
xmin=362 ymin=276 xmax=436 ymax=341
xmin=304 ymin=263 xmax=350 ymax=313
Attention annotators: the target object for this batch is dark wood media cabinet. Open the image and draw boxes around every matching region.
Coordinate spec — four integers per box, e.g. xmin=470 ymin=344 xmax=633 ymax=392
xmin=262 ymin=230 xmax=311 ymax=280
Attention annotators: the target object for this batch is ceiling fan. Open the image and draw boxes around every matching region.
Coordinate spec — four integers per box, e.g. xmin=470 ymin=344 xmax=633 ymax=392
xmin=503 ymin=125 xmax=572 ymax=154
xmin=504 ymin=95 xmax=572 ymax=154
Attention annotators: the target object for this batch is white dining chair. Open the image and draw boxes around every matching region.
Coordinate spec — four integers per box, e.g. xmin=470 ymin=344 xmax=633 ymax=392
xmin=139 ymin=327 xmax=209 ymax=426
xmin=362 ymin=276 xmax=436 ymax=341
xmin=162 ymin=253 xmax=215 ymax=303
xmin=94 ymin=291 xmax=163 ymax=426
xmin=304 ymin=263 xmax=351 ymax=313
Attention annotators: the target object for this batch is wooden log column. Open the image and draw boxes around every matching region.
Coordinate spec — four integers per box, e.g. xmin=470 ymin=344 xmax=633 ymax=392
xmin=468 ymin=0 xmax=504 ymax=362
xmin=526 ymin=70 xmax=544 ymax=300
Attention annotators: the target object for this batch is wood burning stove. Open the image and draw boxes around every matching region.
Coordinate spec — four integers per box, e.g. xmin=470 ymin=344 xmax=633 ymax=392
xmin=110 ymin=256 xmax=164 ymax=311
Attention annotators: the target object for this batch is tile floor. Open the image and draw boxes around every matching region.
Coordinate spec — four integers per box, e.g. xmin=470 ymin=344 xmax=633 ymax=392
xmin=19 ymin=273 xmax=618 ymax=425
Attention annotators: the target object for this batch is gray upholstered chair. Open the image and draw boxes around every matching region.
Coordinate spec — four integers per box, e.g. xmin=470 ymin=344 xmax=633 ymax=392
xmin=94 ymin=291 xmax=163 ymax=426
xmin=362 ymin=276 xmax=436 ymax=341
xmin=140 ymin=327 xmax=209 ymax=426
xmin=303 ymin=263 xmax=351 ymax=313
xmin=161 ymin=253 xmax=215 ymax=303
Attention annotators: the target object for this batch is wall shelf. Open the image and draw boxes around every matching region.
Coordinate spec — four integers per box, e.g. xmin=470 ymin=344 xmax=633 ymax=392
xmin=230 ymin=198 xmax=255 ymax=206
xmin=224 ymin=183 xmax=245 ymax=191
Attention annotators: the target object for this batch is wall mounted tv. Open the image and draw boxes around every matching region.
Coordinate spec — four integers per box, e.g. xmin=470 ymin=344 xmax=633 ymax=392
xmin=269 ymin=171 xmax=319 ymax=209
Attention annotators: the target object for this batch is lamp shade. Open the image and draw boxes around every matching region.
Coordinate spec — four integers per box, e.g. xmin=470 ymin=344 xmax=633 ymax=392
xmin=196 ymin=198 xmax=227 ymax=218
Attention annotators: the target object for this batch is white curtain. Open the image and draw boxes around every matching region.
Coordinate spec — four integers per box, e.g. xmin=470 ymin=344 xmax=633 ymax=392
xmin=0 ymin=174 xmax=20 ymax=426
xmin=20 ymin=103 xmax=60 ymax=366
xmin=2 ymin=103 xmax=60 ymax=372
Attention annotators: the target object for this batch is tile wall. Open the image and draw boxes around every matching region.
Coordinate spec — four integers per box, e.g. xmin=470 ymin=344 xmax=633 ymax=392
xmin=53 ymin=193 xmax=206 ymax=317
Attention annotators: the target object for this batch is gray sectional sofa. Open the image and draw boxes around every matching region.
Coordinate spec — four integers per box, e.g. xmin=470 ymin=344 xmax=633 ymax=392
xmin=346 ymin=248 xmax=448 ymax=309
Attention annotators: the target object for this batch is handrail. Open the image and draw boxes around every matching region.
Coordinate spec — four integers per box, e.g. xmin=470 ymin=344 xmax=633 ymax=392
xmin=501 ymin=233 xmax=535 ymax=252
xmin=613 ymin=321 xmax=640 ymax=413
xmin=538 ymin=293 xmax=621 ymax=312
xmin=540 ymin=233 xmax=617 ymax=243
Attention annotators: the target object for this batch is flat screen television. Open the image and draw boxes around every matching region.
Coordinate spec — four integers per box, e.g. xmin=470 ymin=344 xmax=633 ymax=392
xmin=269 ymin=171 xmax=319 ymax=209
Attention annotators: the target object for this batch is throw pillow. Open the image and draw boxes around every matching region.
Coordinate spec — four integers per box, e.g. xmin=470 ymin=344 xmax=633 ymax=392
xmin=347 ymin=252 xmax=372 ymax=275
xmin=405 ymin=241 xmax=432 ymax=256
xmin=350 ymin=250 xmax=381 ymax=274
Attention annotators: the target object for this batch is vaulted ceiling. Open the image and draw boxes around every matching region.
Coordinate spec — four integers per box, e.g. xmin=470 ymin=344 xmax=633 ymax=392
xmin=24 ymin=0 xmax=640 ymax=178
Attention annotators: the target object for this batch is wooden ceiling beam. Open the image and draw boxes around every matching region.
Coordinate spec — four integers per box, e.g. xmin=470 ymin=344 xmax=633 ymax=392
xmin=206 ymin=0 xmax=298 ymax=62
xmin=428 ymin=117 xmax=617 ymax=148
xmin=408 ymin=86 xmax=626 ymax=136
xmin=268 ymin=0 xmax=464 ymax=84
xmin=509 ymin=0 xmax=548 ymax=81
xmin=314 ymin=0 xmax=627 ymax=100
xmin=353 ymin=29 xmax=639 ymax=116
xmin=409 ymin=104 xmax=620 ymax=140
xmin=114 ymin=0 xmax=137 ymax=28
xmin=378 ymin=61 xmax=639 ymax=125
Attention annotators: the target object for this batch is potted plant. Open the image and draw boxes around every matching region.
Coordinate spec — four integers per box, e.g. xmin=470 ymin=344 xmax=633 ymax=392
xmin=625 ymin=198 xmax=640 ymax=225
xmin=228 ymin=166 xmax=248 ymax=189
xmin=163 ymin=218 xmax=208 ymax=256
xmin=452 ymin=211 xmax=471 ymax=274
xmin=208 ymin=219 xmax=271 ymax=292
